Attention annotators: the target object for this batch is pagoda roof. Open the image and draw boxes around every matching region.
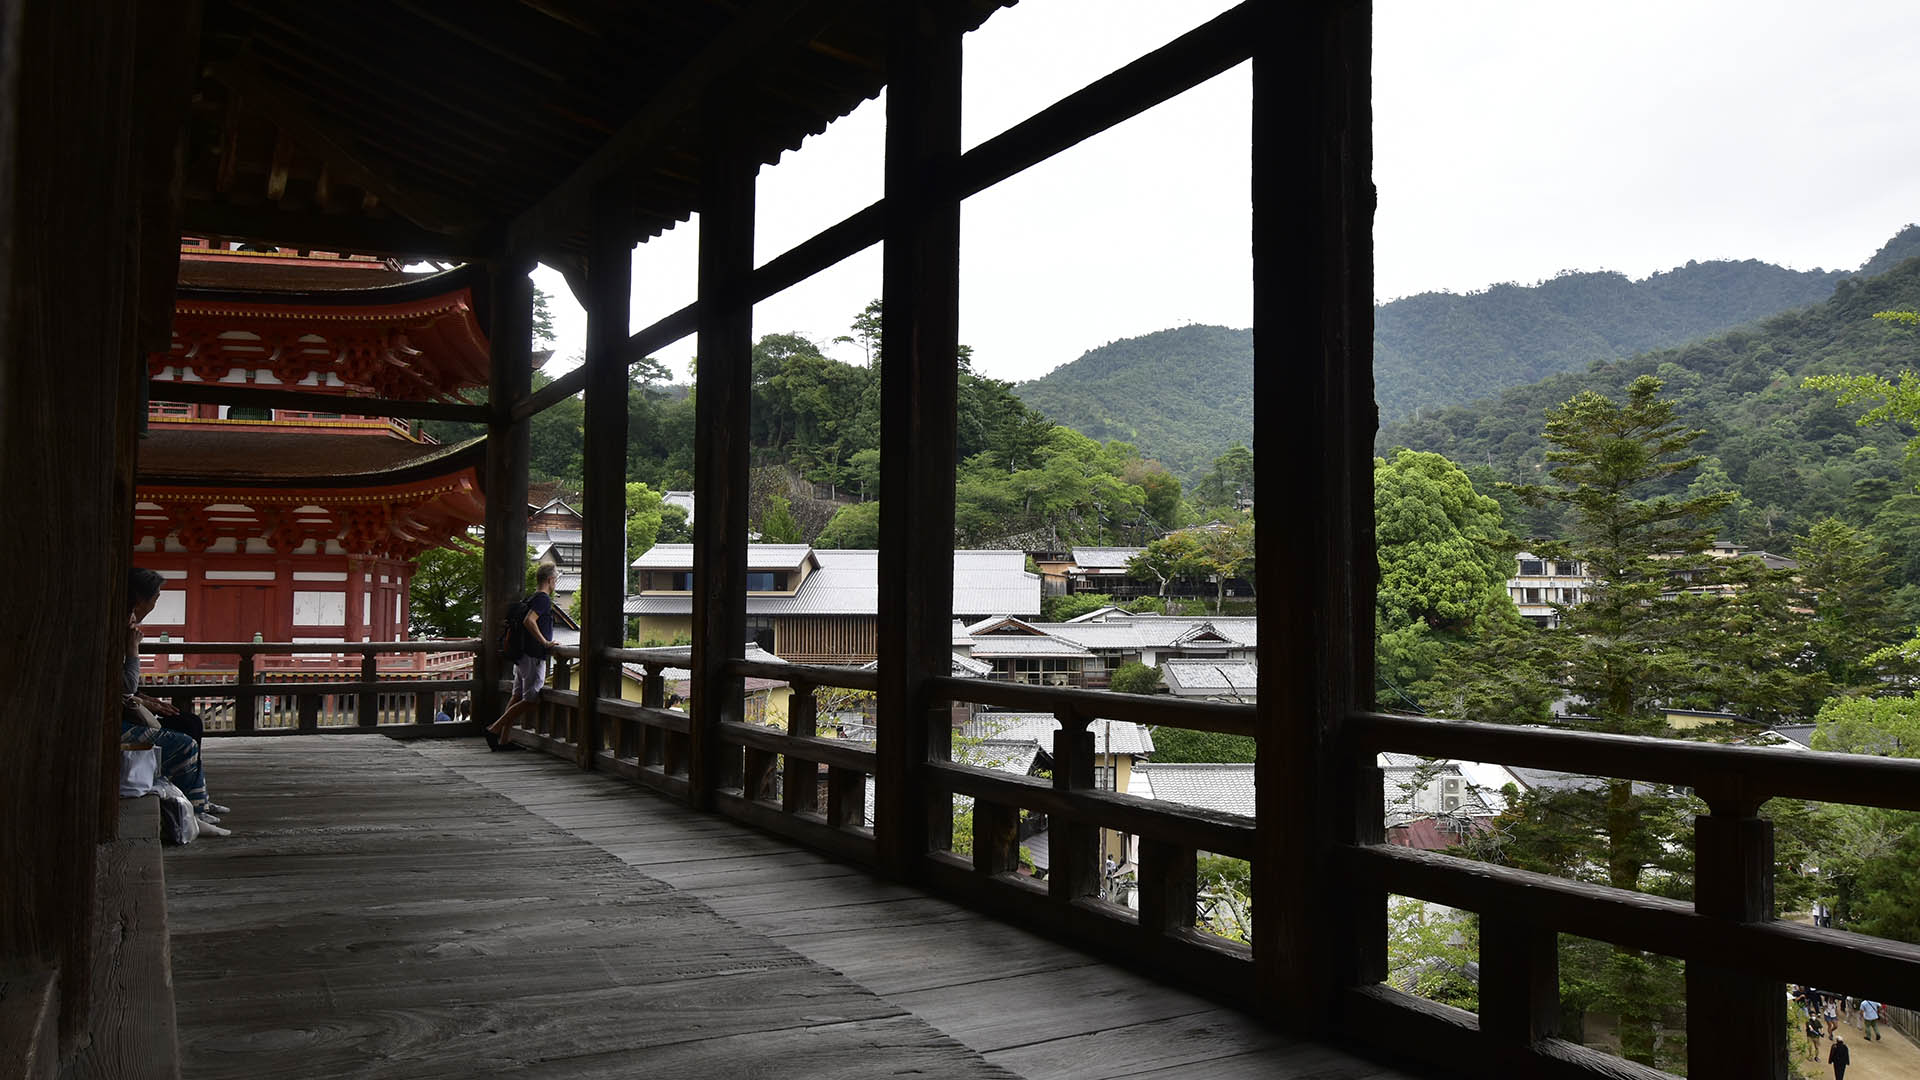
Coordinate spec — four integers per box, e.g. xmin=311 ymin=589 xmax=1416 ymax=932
xmin=134 ymin=432 xmax=487 ymax=559
xmin=154 ymin=263 xmax=495 ymax=400
xmin=137 ymin=428 xmax=485 ymax=488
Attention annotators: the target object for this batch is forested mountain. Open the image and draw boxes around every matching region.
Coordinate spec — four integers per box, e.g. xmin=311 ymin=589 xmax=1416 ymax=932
xmin=1374 ymin=258 xmax=1860 ymax=423
xmin=1009 ymin=231 xmax=1920 ymax=481
xmin=1380 ymin=251 xmax=1920 ymax=616
xmin=1014 ymin=325 xmax=1252 ymax=482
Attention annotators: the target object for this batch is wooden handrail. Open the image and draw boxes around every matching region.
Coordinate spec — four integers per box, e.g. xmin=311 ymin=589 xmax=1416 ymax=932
xmin=728 ymin=659 xmax=878 ymax=691
xmin=928 ymin=676 xmax=1257 ymax=737
xmin=139 ymin=639 xmax=481 ymax=655
xmin=1352 ymin=711 xmax=1920 ymax=812
xmin=718 ymin=719 xmax=876 ymax=773
xmin=1343 ymin=842 xmax=1920 ymax=1003
xmin=155 ymin=678 xmax=475 ymax=696
xmin=928 ymin=759 xmax=1257 ymax=860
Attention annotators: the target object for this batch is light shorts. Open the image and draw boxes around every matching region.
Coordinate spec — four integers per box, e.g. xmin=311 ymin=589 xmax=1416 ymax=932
xmin=511 ymin=654 xmax=548 ymax=700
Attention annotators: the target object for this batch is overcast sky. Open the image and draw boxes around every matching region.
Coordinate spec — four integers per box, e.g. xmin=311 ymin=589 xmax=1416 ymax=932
xmin=531 ymin=0 xmax=1920 ymax=386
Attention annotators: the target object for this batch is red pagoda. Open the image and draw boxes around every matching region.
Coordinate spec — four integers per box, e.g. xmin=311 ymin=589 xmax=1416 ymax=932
xmin=133 ymin=241 xmax=494 ymax=681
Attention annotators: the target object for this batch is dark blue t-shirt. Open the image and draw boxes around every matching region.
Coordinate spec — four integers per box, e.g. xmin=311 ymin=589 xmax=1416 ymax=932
xmin=523 ymin=591 xmax=555 ymax=660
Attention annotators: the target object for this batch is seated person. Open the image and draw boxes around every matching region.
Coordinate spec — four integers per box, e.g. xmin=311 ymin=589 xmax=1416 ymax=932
xmin=125 ymin=567 xmax=229 ymax=835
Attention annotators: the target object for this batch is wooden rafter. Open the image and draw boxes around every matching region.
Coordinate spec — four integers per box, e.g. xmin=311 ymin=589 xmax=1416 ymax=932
xmin=207 ymin=56 xmax=476 ymax=234
xmin=507 ymin=0 xmax=855 ymax=254
xmin=182 ymin=200 xmax=479 ymax=260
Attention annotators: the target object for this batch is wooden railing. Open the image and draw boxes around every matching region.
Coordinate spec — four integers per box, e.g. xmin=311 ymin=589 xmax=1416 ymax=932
xmin=924 ymin=677 xmax=1256 ymax=990
xmin=513 ymin=657 xmax=1256 ymax=989
xmin=520 ymin=647 xmax=879 ymax=864
xmin=1344 ymin=711 xmax=1920 ymax=1076
xmin=136 ymin=640 xmax=481 ymax=736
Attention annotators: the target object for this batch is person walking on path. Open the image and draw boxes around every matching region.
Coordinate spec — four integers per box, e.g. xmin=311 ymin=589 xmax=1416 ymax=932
xmin=1829 ymin=1034 xmax=1850 ymax=1079
xmin=1860 ymin=999 xmax=1882 ymax=1041
xmin=1826 ymin=994 xmax=1841 ymax=1038
xmin=1807 ymin=1006 xmax=1826 ymax=1062
xmin=486 ymin=562 xmax=559 ymax=745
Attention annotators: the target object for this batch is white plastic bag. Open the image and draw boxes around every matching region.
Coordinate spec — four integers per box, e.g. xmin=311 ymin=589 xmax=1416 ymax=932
xmin=119 ymin=748 xmax=161 ymax=797
xmin=155 ymin=778 xmax=200 ymax=845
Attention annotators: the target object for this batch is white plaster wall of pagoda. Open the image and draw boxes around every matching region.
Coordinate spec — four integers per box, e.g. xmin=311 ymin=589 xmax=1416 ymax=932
xmin=205 ymin=570 xmax=276 ymax=580
xmin=293 ymin=571 xmax=348 ymax=581
xmin=293 ymin=590 xmax=347 ymax=626
xmin=150 ymin=591 xmax=185 ymax=624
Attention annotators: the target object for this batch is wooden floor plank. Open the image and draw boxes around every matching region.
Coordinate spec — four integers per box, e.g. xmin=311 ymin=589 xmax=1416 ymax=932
xmin=982 ymin=1008 xmax=1292 ymax=1080
xmin=412 ymin=740 xmax=1423 ymax=1080
xmin=168 ymin=738 xmax=1011 ymax=1080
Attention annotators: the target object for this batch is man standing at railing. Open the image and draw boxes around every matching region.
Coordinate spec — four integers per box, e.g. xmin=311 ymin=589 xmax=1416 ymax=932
xmin=486 ymin=563 xmax=559 ymax=749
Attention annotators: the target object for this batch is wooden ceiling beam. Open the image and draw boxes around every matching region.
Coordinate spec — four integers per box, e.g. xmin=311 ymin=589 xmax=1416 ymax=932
xmin=508 ymin=0 xmax=857 ymax=254
xmin=182 ymin=200 xmax=480 ymax=260
xmin=147 ymin=378 xmax=489 ymax=423
xmin=208 ymin=56 xmax=479 ymax=235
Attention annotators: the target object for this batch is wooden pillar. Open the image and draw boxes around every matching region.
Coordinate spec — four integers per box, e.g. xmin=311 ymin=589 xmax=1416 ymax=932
xmin=1250 ymin=0 xmax=1375 ymax=1025
xmin=578 ymin=190 xmax=633 ymax=768
xmin=1687 ymin=795 xmax=1786 ymax=1080
xmin=0 ymin=0 xmax=191 ymax=1052
xmin=343 ymin=555 xmax=365 ymax=643
xmin=874 ymin=0 xmax=963 ymax=880
xmin=691 ymin=100 xmax=755 ymax=809
xmin=481 ymin=255 xmax=533 ymax=727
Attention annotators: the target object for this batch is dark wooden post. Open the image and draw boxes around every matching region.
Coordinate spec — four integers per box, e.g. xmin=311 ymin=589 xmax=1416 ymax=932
xmin=691 ymin=99 xmax=755 ymax=809
xmin=235 ymin=648 xmax=258 ymax=734
xmin=1050 ymin=708 xmax=1100 ymax=902
xmin=784 ymin=685 xmax=820 ymax=814
xmin=481 ymin=255 xmax=534 ymax=731
xmin=1251 ymin=0 xmax=1375 ymax=1026
xmin=1687 ymin=790 xmax=1785 ymax=1080
xmin=1137 ymin=839 xmax=1198 ymax=937
xmin=578 ymin=189 xmax=633 ymax=769
xmin=875 ymin=0 xmax=963 ymax=880
xmin=357 ymin=649 xmax=379 ymax=729
xmin=642 ymin=665 xmax=667 ymax=769
xmin=1479 ymin=918 xmax=1559 ymax=1049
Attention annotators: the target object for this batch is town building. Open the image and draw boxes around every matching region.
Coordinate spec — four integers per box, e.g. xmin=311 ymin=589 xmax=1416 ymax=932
xmin=627 ymin=544 xmax=1041 ymax=663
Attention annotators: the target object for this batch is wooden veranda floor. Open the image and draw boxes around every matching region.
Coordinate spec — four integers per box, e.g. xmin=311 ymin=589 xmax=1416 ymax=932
xmin=164 ymin=737 xmax=1417 ymax=1079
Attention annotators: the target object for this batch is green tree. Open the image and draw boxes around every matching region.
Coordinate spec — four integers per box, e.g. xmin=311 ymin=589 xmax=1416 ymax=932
xmin=1374 ymin=450 xmax=1518 ymax=707
xmin=758 ymin=494 xmax=803 ymax=544
xmin=1107 ymin=661 xmax=1162 ymax=695
xmin=409 ymin=545 xmax=485 ymax=638
xmin=1811 ymin=694 xmax=1920 ymax=756
xmin=530 ymin=285 xmax=557 ymax=348
xmin=657 ymin=503 xmax=691 ymax=544
xmin=1127 ymin=531 xmax=1203 ymax=596
xmin=625 ymin=481 xmax=664 ymax=557
xmin=1192 ymin=520 xmax=1255 ymax=614
xmin=815 ymin=501 xmax=880 ymax=549
xmin=1042 ymin=592 xmax=1114 ymax=622
xmin=1147 ymin=726 xmax=1256 ymax=763
xmin=1442 ymin=376 xmax=1738 ymax=1070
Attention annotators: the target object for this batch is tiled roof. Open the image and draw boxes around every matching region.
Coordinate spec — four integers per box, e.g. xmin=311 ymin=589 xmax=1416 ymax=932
xmin=962 ymin=712 xmax=1155 ymax=757
xmin=1069 ymin=547 xmax=1144 ymax=571
xmin=1161 ymin=658 xmax=1258 ymax=697
xmin=1132 ymin=763 xmax=1255 ymax=817
xmin=135 ymin=427 xmax=483 ymax=486
xmin=624 ymin=547 xmax=1039 ymax=618
xmin=631 ymin=543 xmax=813 ymax=570
xmin=964 ymin=635 xmax=1093 ymax=659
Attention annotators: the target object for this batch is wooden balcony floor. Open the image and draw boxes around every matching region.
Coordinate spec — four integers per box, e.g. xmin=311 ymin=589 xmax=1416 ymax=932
xmin=165 ymin=737 xmax=1417 ymax=1079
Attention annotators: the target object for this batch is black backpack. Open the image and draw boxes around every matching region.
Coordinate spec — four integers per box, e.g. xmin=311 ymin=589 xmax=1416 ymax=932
xmin=497 ymin=596 xmax=533 ymax=663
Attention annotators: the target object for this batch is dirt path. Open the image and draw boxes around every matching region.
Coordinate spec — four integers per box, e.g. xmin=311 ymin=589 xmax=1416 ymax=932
xmin=1807 ymin=1025 xmax=1920 ymax=1079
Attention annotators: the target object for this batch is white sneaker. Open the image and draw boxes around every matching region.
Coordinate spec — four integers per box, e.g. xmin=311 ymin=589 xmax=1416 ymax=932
xmin=205 ymin=802 xmax=232 ymax=816
xmin=199 ymin=812 xmax=221 ymax=824
xmin=196 ymin=815 xmax=231 ymax=837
